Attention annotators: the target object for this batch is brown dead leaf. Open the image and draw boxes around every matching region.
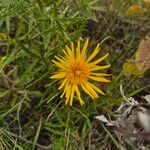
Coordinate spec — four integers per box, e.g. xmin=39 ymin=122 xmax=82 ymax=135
xmin=125 ymin=5 xmax=143 ymax=16
xmin=122 ymin=61 xmax=144 ymax=76
xmin=135 ymin=36 xmax=150 ymax=72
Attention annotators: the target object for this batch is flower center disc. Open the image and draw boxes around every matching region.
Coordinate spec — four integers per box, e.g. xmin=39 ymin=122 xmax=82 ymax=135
xmin=67 ymin=60 xmax=89 ymax=84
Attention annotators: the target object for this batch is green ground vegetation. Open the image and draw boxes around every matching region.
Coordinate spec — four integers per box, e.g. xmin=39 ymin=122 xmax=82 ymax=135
xmin=0 ymin=0 xmax=150 ymax=149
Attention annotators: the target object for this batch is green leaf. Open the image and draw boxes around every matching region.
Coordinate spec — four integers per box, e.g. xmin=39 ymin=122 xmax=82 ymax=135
xmin=32 ymin=118 xmax=42 ymax=150
xmin=15 ymin=60 xmax=40 ymax=86
xmin=0 ymin=141 xmax=4 ymax=150
xmin=36 ymin=0 xmax=44 ymax=11
xmin=28 ymin=90 xmax=43 ymax=97
xmin=0 ymin=90 xmax=10 ymax=99
xmin=19 ymin=43 xmax=40 ymax=59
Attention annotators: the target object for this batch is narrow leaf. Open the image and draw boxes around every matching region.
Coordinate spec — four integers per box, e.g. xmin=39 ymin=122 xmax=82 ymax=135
xmin=32 ymin=118 xmax=42 ymax=150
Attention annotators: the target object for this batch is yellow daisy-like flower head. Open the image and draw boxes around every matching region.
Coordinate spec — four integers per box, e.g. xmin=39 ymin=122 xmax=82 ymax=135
xmin=50 ymin=39 xmax=111 ymax=106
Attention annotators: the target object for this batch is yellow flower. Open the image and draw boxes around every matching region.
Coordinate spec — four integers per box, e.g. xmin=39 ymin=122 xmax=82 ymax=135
xmin=50 ymin=39 xmax=111 ymax=106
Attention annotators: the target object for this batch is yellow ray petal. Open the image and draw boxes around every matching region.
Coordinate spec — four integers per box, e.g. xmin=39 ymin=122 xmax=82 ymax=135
xmin=52 ymin=60 xmax=66 ymax=69
xmin=84 ymin=82 xmax=99 ymax=98
xmin=90 ymin=73 xmax=112 ymax=76
xmin=81 ymin=38 xmax=89 ymax=58
xmin=70 ymin=85 xmax=75 ymax=106
xmin=58 ymin=78 xmax=68 ymax=90
xmin=55 ymin=56 xmax=68 ymax=66
xmin=88 ymin=82 xmax=105 ymax=95
xmin=86 ymin=43 xmax=100 ymax=63
xmin=90 ymin=53 xmax=109 ymax=65
xmin=81 ymin=84 xmax=94 ymax=99
xmin=81 ymin=82 xmax=98 ymax=99
xmin=89 ymin=64 xmax=111 ymax=71
xmin=79 ymin=98 xmax=84 ymax=105
xmin=65 ymin=84 xmax=71 ymax=105
xmin=89 ymin=76 xmax=110 ymax=82
xmin=76 ymin=40 xmax=80 ymax=59
xmin=66 ymin=45 xmax=74 ymax=58
xmin=74 ymin=85 xmax=84 ymax=105
xmin=60 ymin=90 xmax=66 ymax=99
xmin=66 ymin=83 xmax=71 ymax=98
xmin=50 ymin=72 xmax=66 ymax=79
xmin=65 ymin=95 xmax=70 ymax=105
xmin=71 ymin=42 xmax=75 ymax=56
xmin=62 ymin=49 xmax=67 ymax=56
xmin=74 ymin=85 xmax=80 ymax=96
xmin=60 ymin=80 xmax=69 ymax=98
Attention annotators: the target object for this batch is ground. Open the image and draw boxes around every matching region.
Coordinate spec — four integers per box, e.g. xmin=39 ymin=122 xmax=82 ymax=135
xmin=0 ymin=0 xmax=150 ymax=150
